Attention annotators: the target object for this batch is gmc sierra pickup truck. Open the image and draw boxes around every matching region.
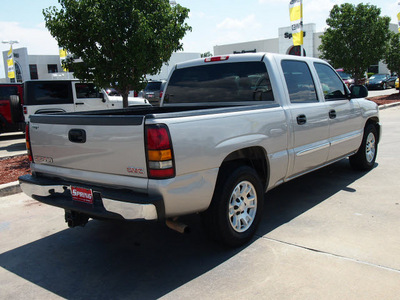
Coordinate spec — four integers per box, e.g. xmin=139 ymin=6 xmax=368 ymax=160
xmin=19 ymin=53 xmax=380 ymax=247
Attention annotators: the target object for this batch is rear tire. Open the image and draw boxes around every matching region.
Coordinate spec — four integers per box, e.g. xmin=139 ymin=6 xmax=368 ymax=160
xmin=202 ymin=165 xmax=264 ymax=247
xmin=349 ymin=124 xmax=378 ymax=171
xmin=9 ymin=95 xmax=23 ymax=123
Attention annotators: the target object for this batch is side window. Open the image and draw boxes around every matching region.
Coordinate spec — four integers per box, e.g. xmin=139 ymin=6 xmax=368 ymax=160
xmin=281 ymin=60 xmax=318 ymax=103
xmin=75 ymin=83 xmax=101 ymax=98
xmin=314 ymin=63 xmax=346 ymax=100
xmin=30 ymin=82 xmax=73 ymax=104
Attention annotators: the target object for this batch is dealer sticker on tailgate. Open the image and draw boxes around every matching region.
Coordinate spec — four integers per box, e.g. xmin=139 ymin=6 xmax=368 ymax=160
xmin=71 ymin=186 xmax=93 ymax=204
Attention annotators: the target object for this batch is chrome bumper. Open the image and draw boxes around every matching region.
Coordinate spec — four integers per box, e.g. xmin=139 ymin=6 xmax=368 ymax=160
xmin=19 ymin=175 xmax=160 ymax=221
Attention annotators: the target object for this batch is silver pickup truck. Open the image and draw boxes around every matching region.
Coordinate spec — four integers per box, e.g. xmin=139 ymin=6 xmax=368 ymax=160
xmin=19 ymin=53 xmax=380 ymax=247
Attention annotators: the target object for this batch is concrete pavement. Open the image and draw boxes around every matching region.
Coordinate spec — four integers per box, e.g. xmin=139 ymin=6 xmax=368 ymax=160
xmin=0 ymin=107 xmax=399 ymax=299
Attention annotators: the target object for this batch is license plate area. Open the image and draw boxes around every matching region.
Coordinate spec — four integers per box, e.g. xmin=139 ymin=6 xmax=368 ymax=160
xmin=71 ymin=186 xmax=94 ymax=204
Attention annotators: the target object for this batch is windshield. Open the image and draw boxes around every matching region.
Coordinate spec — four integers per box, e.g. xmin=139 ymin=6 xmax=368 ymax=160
xmin=145 ymin=82 xmax=162 ymax=91
xmin=370 ymin=75 xmax=387 ymax=80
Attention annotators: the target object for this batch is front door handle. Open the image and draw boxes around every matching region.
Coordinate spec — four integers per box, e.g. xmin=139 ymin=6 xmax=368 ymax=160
xmin=329 ymin=109 xmax=337 ymax=119
xmin=296 ymin=114 xmax=307 ymax=125
xmin=75 ymin=102 xmax=84 ymax=105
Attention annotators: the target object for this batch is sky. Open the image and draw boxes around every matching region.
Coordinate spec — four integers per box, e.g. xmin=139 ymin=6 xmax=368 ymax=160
xmin=0 ymin=0 xmax=398 ymax=78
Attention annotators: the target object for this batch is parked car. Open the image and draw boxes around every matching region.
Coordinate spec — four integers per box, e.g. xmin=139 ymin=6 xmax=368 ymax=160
xmin=366 ymin=74 xmax=395 ymax=90
xmin=20 ymin=53 xmax=379 ymax=247
xmin=0 ymin=83 xmax=25 ymax=134
xmin=396 ymin=78 xmax=399 ymax=90
xmin=23 ymin=80 xmax=149 ymax=122
xmin=143 ymin=80 xmax=167 ymax=106
xmin=335 ymin=69 xmax=354 ymax=87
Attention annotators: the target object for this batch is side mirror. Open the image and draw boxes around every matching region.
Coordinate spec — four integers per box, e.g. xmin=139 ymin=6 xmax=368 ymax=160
xmin=349 ymin=85 xmax=368 ymax=99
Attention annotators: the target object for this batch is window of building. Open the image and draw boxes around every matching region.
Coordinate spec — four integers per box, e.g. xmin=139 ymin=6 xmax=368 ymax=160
xmin=47 ymin=64 xmax=58 ymax=73
xmin=29 ymin=64 xmax=38 ymax=80
xmin=281 ymin=60 xmax=318 ymax=103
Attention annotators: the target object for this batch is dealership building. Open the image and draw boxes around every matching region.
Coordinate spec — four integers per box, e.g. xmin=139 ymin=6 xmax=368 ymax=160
xmin=1 ymin=49 xmax=200 ymax=83
xmin=214 ymin=23 xmax=398 ymax=75
xmin=2 ymin=23 xmax=398 ymax=83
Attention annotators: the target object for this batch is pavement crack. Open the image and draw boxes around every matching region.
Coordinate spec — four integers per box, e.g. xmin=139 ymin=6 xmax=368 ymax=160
xmin=258 ymin=235 xmax=400 ymax=274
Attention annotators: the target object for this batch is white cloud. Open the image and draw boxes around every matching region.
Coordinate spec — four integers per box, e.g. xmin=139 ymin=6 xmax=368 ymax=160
xmin=258 ymin=0 xmax=287 ymax=3
xmin=0 ymin=21 xmax=59 ymax=78
xmin=217 ymin=14 xmax=261 ymax=30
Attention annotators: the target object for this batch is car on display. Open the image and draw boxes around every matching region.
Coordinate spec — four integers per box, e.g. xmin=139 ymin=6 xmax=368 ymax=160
xmin=366 ymin=74 xmax=396 ymax=90
xmin=20 ymin=53 xmax=380 ymax=247
xmin=143 ymin=80 xmax=167 ymax=106
xmin=335 ymin=69 xmax=354 ymax=87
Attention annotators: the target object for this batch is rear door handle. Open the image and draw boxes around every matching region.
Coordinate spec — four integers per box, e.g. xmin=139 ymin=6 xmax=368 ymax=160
xmin=69 ymin=129 xmax=86 ymax=143
xmin=329 ymin=109 xmax=337 ymax=119
xmin=75 ymin=102 xmax=84 ymax=105
xmin=296 ymin=114 xmax=307 ymax=125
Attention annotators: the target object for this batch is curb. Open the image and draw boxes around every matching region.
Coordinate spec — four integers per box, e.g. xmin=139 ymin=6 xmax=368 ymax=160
xmin=0 ymin=181 xmax=22 ymax=197
xmin=378 ymin=102 xmax=400 ymax=110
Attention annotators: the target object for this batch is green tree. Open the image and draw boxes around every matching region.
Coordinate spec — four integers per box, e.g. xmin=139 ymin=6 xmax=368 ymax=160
xmin=43 ymin=0 xmax=191 ymax=107
xmin=384 ymin=32 xmax=400 ymax=92
xmin=201 ymin=51 xmax=212 ymax=58
xmin=319 ymin=3 xmax=390 ymax=83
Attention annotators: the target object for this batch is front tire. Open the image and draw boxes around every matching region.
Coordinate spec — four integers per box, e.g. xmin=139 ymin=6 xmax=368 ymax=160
xmin=349 ymin=124 xmax=378 ymax=171
xmin=202 ymin=165 xmax=264 ymax=247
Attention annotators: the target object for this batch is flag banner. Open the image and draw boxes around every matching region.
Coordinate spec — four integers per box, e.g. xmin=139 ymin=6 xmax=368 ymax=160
xmin=7 ymin=46 xmax=15 ymax=79
xmin=289 ymin=0 xmax=303 ymax=46
xmin=398 ymin=2 xmax=400 ymax=32
xmin=59 ymin=47 xmax=68 ymax=72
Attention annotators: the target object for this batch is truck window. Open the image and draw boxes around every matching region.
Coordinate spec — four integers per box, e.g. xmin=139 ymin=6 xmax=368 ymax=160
xmin=314 ymin=63 xmax=347 ymax=100
xmin=0 ymin=86 xmax=18 ymax=100
xmin=25 ymin=81 xmax=73 ymax=105
xmin=164 ymin=62 xmax=274 ymax=103
xmin=75 ymin=83 xmax=101 ymax=98
xmin=281 ymin=60 xmax=318 ymax=103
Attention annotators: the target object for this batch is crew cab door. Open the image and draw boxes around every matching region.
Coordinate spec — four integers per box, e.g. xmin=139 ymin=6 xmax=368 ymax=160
xmin=313 ymin=63 xmax=363 ymax=161
xmin=282 ymin=60 xmax=330 ymax=178
xmin=73 ymin=82 xmax=110 ymax=111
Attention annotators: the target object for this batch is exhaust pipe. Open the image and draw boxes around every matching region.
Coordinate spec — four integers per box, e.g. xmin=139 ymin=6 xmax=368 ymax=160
xmin=166 ymin=218 xmax=191 ymax=234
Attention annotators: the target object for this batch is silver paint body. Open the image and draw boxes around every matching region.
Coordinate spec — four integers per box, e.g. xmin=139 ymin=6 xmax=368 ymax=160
xmin=23 ymin=53 xmax=379 ymax=219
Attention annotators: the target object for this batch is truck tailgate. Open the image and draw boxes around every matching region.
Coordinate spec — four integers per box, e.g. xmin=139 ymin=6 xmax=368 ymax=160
xmin=29 ymin=114 xmax=148 ymax=178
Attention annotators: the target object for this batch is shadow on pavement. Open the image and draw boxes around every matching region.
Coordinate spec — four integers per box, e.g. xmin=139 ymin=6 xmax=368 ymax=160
xmin=0 ymin=142 xmax=26 ymax=154
xmin=0 ymin=133 xmax=25 ymax=141
xmin=0 ymin=159 xmax=371 ymax=299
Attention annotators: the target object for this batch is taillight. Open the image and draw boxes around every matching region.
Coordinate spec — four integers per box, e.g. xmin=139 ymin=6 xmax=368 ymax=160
xmin=146 ymin=124 xmax=175 ymax=179
xmin=23 ymin=106 xmax=27 ymax=114
xmin=134 ymin=91 xmax=138 ymax=97
xmin=25 ymin=124 xmax=33 ymax=162
xmin=159 ymin=91 xmax=163 ymax=99
xmin=204 ymin=55 xmax=229 ymax=62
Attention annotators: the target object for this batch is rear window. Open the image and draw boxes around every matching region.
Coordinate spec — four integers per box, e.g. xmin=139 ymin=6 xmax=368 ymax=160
xmin=145 ymin=82 xmax=163 ymax=91
xmin=164 ymin=62 xmax=274 ymax=104
xmin=0 ymin=86 xmax=18 ymax=100
xmin=24 ymin=81 xmax=73 ymax=105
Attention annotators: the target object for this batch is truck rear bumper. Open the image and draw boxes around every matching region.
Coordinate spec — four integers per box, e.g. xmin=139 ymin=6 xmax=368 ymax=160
xmin=19 ymin=174 xmax=162 ymax=221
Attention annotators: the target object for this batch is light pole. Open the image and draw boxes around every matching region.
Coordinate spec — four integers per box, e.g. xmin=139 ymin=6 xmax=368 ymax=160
xmin=2 ymin=40 xmax=19 ymax=82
